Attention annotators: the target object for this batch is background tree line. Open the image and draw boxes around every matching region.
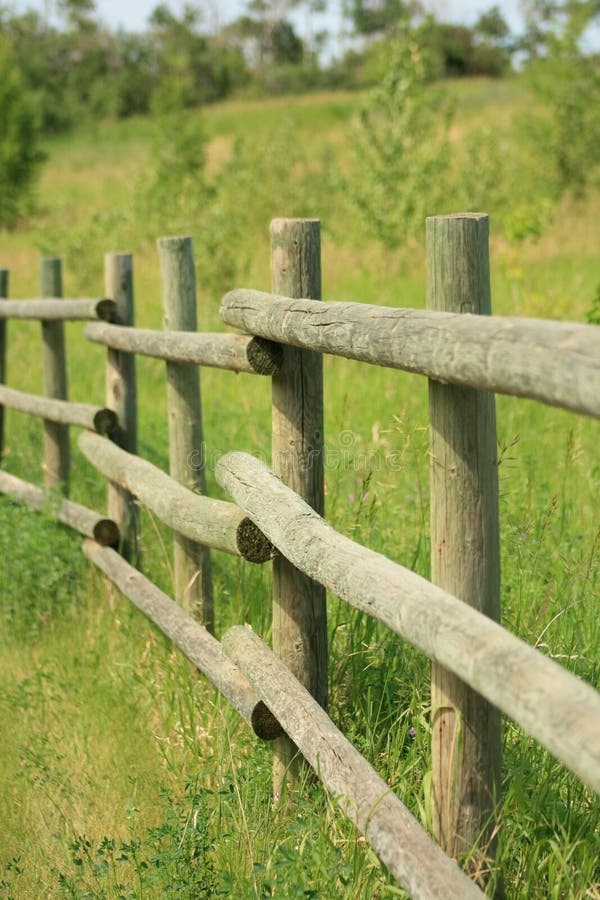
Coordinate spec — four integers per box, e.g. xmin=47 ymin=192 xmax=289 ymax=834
xmin=1 ymin=0 xmax=599 ymax=230
xmin=2 ymin=0 xmax=581 ymax=132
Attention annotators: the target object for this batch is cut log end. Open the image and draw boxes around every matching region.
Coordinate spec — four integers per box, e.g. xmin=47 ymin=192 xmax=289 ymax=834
xmin=96 ymin=299 xmax=117 ymax=322
xmin=236 ymin=517 xmax=273 ymax=563
xmin=93 ymin=408 xmax=118 ymax=435
xmin=92 ymin=517 xmax=120 ymax=548
xmin=246 ymin=337 xmax=283 ymax=375
xmin=251 ymin=701 xmax=285 ymax=741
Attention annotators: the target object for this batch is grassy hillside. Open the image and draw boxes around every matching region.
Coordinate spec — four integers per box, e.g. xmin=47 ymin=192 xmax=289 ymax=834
xmin=1 ymin=80 xmax=599 ymax=898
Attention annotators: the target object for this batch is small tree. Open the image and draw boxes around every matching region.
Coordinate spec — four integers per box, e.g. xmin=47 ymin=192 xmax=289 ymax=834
xmin=348 ymin=29 xmax=453 ymax=247
xmin=0 ymin=38 xmax=45 ymax=229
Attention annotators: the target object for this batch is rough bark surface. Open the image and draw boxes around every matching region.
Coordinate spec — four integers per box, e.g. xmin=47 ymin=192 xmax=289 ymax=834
xmin=105 ymin=253 xmax=139 ymax=562
xmin=215 ymin=451 xmax=600 ymax=795
xmin=223 ymin=626 xmax=484 ymax=900
xmin=427 ymin=214 xmax=501 ymax=878
xmin=158 ymin=236 xmax=213 ymax=626
xmin=79 ymin=431 xmax=271 ymax=562
xmin=40 ymin=258 xmax=70 ymax=493
xmin=0 ymin=298 xmax=115 ymax=321
xmin=0 ymin=385 xmax=116 ymax=433
xmin=270 ymin=218 xmax=327 ymax=794
xmin=85 ymin=323 xmax=281 ymax=374
xmin=220 ymin=290 xmax=600 ymax=419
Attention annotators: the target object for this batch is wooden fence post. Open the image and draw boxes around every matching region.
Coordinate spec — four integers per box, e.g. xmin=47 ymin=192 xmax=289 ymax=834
xmin=158 ymin=236 xmax=213 ymax=629
xmin=41 ymin=257 xmax=70 ymax=493
xmin=427 ymin=214 xmax=502 ymax=887
xmin=270 ymin=218 xmax=327 ymax=796
xmin=0 ymin=269 xmax=7 ymax=461
xmin=105 ymin=253 xmax=140 ymax=564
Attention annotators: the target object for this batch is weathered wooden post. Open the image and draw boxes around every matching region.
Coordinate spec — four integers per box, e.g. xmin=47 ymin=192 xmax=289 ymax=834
xmin=41 ymin=257 xmax=70 ymax=493
xmin=0 ymin=269 xmax=7 ymax=461
xmin=158 ymin=236 xmax=214 ymax=629
xmin=427 ymin=214 xmax=502 ymax=887
xmin=270 ymin=218 xmax=327 ymax=796
xmin=105 ymin=253 xmax=140 ymax=564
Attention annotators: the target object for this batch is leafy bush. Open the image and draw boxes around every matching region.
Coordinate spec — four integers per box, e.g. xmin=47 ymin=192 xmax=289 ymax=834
xmin=0 ymin=38 xmax=45 ymax=229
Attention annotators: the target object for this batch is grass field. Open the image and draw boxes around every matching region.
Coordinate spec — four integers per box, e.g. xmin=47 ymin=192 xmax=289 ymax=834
xmin=1 ymin=78 xmax=599 ymax=898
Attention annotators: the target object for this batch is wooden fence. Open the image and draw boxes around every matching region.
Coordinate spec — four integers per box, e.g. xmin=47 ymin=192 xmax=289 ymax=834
xmin=1 ymin=215 xmax=599 ymax=899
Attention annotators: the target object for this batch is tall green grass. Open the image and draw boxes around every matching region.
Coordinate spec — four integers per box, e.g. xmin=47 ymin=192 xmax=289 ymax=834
xmin=1 ymin=81 xmax=599 ymax=897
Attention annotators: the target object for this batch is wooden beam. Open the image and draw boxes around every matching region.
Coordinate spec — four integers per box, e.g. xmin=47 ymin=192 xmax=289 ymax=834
xmin=270 ymin=218 xmax=328 ymax=795
xmin=427 ymin=213 xmax=501 ymax=881
xmin=84 ymin=322 xmax=282 ymax=374
xmin=158 ymin=236 xmax=213 ymax=626
xmin=105 ymin=252 xmax=139 ymax=563
xmin=40 ymin=257 xmax=69 ymax=493
xmin=78 ymin=431 xmax=272 ymax=562
xmin=0 ymin=385 xmax=117 ymax=433
xmin=215 ymin=451 xmax=600 ymax=796
xmin=0 ymin=298 xmax=116 ymax=321
xmin=221 ymin=290 xmax=600 ymax=419
xmin=223 ymin=626 xmax=484 ymax=900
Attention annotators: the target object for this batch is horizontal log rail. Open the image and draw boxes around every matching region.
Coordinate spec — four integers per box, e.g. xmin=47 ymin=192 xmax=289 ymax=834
xmin=84 ymin=322 xmax=282 ymax=375
xmin=78 ymin=431 xmax=272 ymax=563
xmin=223 ymin=626 xmax=484 ymax=899
xmin=221 ymin=290 xmax=600 ymax=419
xmin=0 ymin=470 xmax=119 ymax=546
xmin=0 ymin=384 xmax=117 ymax=434
xmin=83 ymin=541 xmax=282 ymax=741
xmin=0 ymin=297 xmax=116 ymax=321
xmin=215 ymin=451 xmax=600 ymax=795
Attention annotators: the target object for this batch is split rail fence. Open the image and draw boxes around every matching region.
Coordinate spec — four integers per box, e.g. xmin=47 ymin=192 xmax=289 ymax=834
xmin=1 ymin=215 xmax=599 ymax=899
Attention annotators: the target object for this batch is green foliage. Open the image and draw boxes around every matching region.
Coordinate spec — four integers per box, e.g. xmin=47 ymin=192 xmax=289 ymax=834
xmin=348 ymin=31 xmax=454 ymax=247
xmin=1 ymin=84 xmax=600 ymax=899
xmin=585 ymin=285 xmax=600 ymax=325
xmin=0 ymin=496 xmax=86 ymax=638
xmin=56 ymin=779 xmax=217 ymax=897
xmin=0 ymin=38 xmax=45 ymax=228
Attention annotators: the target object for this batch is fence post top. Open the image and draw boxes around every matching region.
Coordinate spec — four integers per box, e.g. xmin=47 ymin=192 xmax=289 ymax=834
xmin=426 ymin=212 xmax=488 ymax=222
xmin=156 ymin=235 xmax=193 ymax=249
xmin=270 ymin=217 xmax=320 ymax=228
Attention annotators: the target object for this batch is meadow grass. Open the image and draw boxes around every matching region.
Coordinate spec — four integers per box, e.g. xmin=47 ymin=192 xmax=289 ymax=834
xmin=1 ymin=79 xmax=599 ymax=897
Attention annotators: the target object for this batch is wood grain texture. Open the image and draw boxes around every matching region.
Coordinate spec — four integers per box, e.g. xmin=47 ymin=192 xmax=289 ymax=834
xmin=215 ymin=451 xmax=600 ymax=796
xmin=158 ymin=236 xmax=213 ymax=627
xmin=105 ymin=253 xmax=139 ymax=563
xmin=79 ymin=431 xmax=272 ymax=562
xmin=40 ymin=257 xmax=70 ymax=493
xmin=83 ymin=541 xmax=282 ymax=741
xmin=270 ymin=218 xmax=327 ymax=793
xmin=0 ymin=470 xmax=119 ymax=546
xmin=0 ymin=298 xmax=115 ymax=321
xmin=223 ymin=626 xmax=484 ymax=900
xmin=84 ymin=322 xmax=281 ymax=374
xmin=221 ymin=290 xmax=600 ymax=419
xmin=427 ymin=214 xmax=501 ymax=880
xmin=0 ymin=385 xmax=116 ymax=433
xmin=0 ymin=269 xmax=7 ymax=460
